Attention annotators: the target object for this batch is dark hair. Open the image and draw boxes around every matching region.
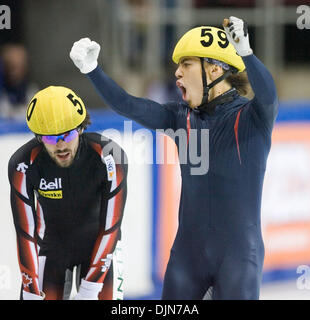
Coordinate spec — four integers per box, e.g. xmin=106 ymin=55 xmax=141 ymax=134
xmin=79 ymin=110 xmax=91 ymax=131
xmin=226 ymin=70 xmax=250 ymax=96
xmin=204 ymin=59 xmax=250 ymax=97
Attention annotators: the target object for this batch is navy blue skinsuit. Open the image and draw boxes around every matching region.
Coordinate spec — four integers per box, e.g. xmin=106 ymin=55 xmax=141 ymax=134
xmin=86 ymin=54 xmax=278 ymax=299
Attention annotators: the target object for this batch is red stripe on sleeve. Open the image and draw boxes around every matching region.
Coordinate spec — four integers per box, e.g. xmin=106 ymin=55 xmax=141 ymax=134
xmin=13 ymin=171 xmax=40 ymax=294
xmin=30 ymin=146 xmax=42 ymax=164
xmin=90 ymin=141 xmax=103 ymax=157
xmin=234 ymin=109 xmax=243 ymax=165
xmin=186 ymin=111 xmax=191 ymax=145
xmin=85 ymin=163 xmax=125 ymax=283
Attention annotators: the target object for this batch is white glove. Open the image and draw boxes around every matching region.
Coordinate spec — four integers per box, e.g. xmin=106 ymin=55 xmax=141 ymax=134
xmin=22 ymin=290 xmax=45 ymax=300
xmin=70 ymin=38 xmax=101 ymax=74
xmin=224 ymin=16 xmax=253 ymax=57
xmin=74 ymin=279 xmax=103 ymax=300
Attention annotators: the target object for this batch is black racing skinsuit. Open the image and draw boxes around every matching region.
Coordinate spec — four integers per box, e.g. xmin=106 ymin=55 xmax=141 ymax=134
xmin=86 ymin=54 xmax=278 ymax=299
xmin=8 ymin=132 xmax=127 ymax=300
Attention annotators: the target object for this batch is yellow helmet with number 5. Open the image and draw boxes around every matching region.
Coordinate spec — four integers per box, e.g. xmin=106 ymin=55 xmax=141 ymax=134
xmin=26 ymin=86 xmax=86 ymax=135
xmin=172 ymin=26 xmax=245 ymax=72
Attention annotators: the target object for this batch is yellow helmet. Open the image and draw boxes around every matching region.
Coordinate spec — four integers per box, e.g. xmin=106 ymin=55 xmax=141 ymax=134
xmin=172 ymin=26 xmax=245 ymax=72
xmin=26 ymin=86 xmax=86 ymax=135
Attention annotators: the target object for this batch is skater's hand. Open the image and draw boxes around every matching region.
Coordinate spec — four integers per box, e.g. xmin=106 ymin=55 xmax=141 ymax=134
xmin=74 ymin=279 xmax=103 ymax=300
xmin=23 ymin=290 xmax=45 ymax=300
xmin=70 ymin=38 xmax=101 ymax=74
xmin=223 ymin=16 xmax=253 ymax=57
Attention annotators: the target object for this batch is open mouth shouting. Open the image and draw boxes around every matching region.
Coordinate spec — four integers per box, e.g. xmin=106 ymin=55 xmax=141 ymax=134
xmin=176 ymin=80 xmax=187 ymax=101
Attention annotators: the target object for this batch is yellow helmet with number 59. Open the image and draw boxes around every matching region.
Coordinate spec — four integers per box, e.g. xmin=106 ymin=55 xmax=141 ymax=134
xmin=172 ymin=26 xmax=245 ymax=72
xmin=26 ymin=86 xmax=86 ymax=135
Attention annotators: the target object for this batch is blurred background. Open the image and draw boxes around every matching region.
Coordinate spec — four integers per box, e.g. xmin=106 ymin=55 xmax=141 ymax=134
xmin=0 ymin=0 xmax=310 ymax=299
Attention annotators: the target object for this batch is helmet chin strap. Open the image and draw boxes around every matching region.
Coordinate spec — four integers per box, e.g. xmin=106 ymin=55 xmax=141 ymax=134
xmin=194 ymin=57 xmax=236 ymax=115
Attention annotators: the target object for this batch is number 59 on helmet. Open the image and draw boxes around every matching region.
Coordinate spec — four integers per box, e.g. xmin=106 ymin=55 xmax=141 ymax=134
xmin=172 ymin=26 xmax=245 ymax=72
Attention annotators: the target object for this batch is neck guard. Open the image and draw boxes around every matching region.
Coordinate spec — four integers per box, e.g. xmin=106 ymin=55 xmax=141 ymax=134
xmin=194 ymin=87 xmax=237 ymax=115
